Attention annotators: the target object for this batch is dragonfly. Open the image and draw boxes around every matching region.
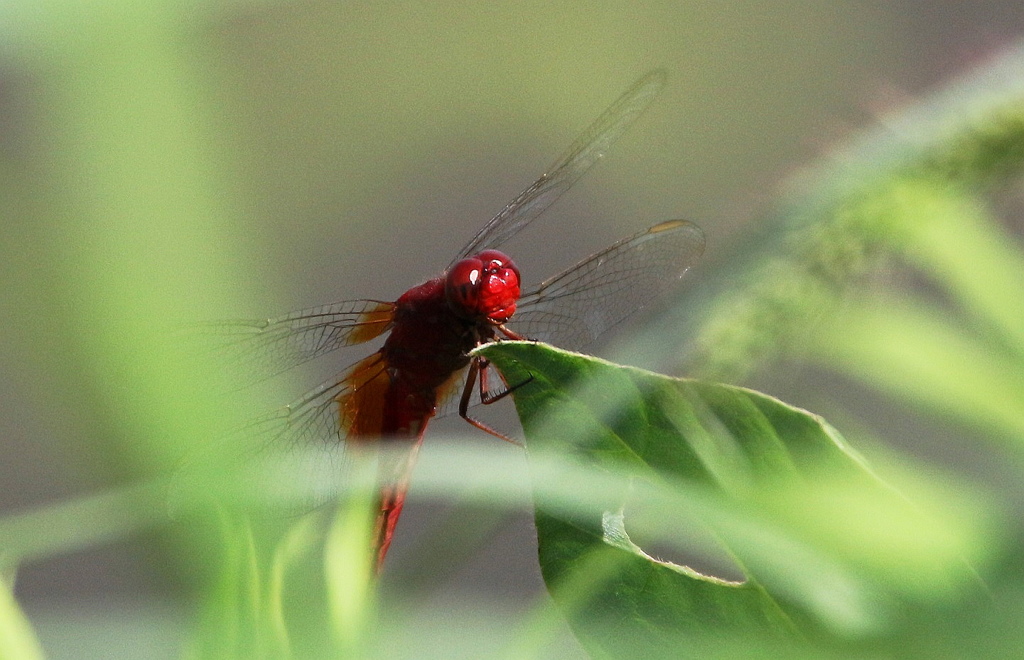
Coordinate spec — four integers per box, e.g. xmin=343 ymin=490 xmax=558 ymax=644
xmin=194 ymin=70 xmax=704 ymax=573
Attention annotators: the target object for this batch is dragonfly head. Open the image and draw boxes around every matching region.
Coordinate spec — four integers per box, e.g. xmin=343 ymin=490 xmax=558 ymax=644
xmin=446 ymin=249 xmax=521 ymax=324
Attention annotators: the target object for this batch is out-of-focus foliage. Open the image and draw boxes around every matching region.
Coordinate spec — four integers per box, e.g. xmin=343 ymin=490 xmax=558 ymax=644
xmin=3 ymin=1 xmax=1024 ymax=659
xmin=0 ymin=571 xmax=44 ymax=660
xmin=661 ymin=46 xmax=1024 ymax=383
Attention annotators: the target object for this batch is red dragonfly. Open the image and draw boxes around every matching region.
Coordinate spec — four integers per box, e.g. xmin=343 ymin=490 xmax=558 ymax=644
xmin=199 ymin=70 xmax=704 ymax=573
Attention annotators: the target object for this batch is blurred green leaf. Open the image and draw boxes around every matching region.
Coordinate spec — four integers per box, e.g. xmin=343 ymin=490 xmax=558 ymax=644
xmin=323 ymin=461 xmax=378 ymax=656
xmin=0 ymin=483 xmax=165 ymax=564
xmin=481 ymin=341 xmax=989 ymax=658
xmin=675 ymin=46 xmax=1024 ymax=383
xmin=184 ymin=504 xmax=381 ymax=659
xmin=903 ymin=189 xmax=1024 ymax=356
xmin=808 ymin=293 xmax=1024 ymax=444
xmin=188 ymin=516 xmax=264 ymax=660
xmin=0 ymin=570 xmax=45 ymax=660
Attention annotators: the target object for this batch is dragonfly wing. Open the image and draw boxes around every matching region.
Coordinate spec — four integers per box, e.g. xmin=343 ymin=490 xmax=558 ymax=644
xmin=430 ymin=365 xmax=479 ymax=422
xmin=436 ymin=222 xmax=704 ymax=421
xmin=450 ymin=70 xmax=667 ymax=266
xmin=174 ymin=347 xmax=433 ymax=571
xmin=202 ymin=299 xmax=395 ymax=383
xmin=512 ymin=220 xmax=705 ymax=351
xmin=170 ymin=352 xmax=390 ymax=516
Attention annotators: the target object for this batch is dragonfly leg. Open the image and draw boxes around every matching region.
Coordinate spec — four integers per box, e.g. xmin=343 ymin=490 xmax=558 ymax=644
xmin=476 ymin=355 xmax=533 ymax=404
xmin=496 ymin=323 xmax=528 ymax=341
xmin=459 ymin=356 xmax=530 ymax=445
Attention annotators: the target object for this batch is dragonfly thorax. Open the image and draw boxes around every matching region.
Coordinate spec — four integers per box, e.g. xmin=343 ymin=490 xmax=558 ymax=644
xmin=445 ymin=249 xmax=521 ymax=324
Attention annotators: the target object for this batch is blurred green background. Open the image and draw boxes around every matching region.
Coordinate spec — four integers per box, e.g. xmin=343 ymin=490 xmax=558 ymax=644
xmin=3 ymin=1 xmax=1024 ymax=658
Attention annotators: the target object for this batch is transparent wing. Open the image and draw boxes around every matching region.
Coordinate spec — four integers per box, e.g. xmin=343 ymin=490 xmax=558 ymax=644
xmin=170 ymin=353 xmax=390 ymax=516
xmin=510 ymin=220 xmax=705 ymax=351
xmin=450 ymin=70 xmax=666 ymax=266
xmin=434 ymin=221 xmax=705 ymax=421
xmin=433 ymin=221 xmax=705 ymax=422
xmin=202 ymin=299 xmax=395 ymax=383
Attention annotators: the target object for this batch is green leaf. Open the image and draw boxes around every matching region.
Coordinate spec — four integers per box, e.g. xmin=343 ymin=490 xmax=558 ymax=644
xmin=0 ymin=569 xmax=45 ymax=660
xmin=479 ymin=341 xmax=987 ymax=658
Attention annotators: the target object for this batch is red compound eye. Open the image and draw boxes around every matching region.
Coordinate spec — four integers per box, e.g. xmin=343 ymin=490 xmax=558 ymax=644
xmin=445 ymin=250 xmax=521 ymax=323
xmin=446 ymin=257 xmax=482 ymax=315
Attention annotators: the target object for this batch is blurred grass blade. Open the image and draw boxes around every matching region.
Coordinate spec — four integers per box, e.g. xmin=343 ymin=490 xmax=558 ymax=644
xmin=0 ymin=482 xmax=165 ymax=564
xmin=267 ymin=516 xmax=327 ymax=659
xmin=807 ymin=293 xmax=1024 ymax=443
xmin=188 ymin=515 xmax=263 ymax=660
xmin=896 ymin=180 xmax=1024 ymax=357
xmin=324 ymin=454 xmax=378 ymax=655
xmin=0 ymin=570 xmax=44 ymax=660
